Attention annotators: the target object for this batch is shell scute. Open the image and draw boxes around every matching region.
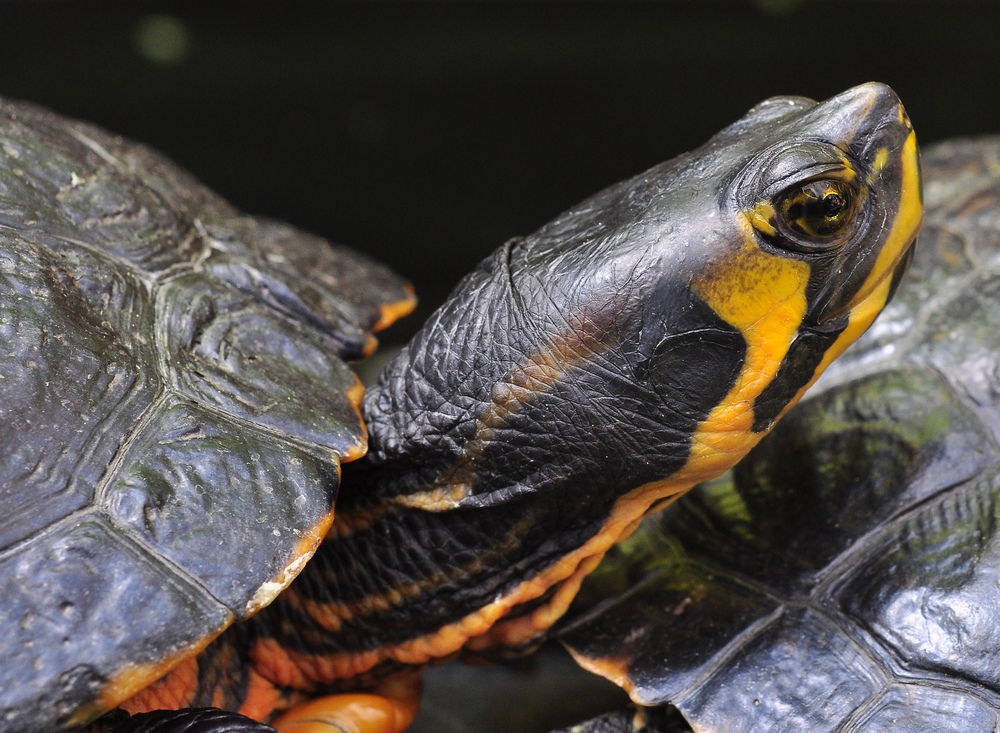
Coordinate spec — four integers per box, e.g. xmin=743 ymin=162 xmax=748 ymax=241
xmin=0 ymin=233 xmax=157 ymax=552
xmin=0 ymin=516 xmax=229 ymax=732
xmin=159 ymin=273 xmax=365 ymax=458
xmin=102 ymin=397 xmax=339 ymax=616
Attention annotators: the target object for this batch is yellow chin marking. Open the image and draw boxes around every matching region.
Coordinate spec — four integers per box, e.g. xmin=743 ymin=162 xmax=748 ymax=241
xmin=681 ymin=230 xmax=811 ymax=484
xmin=787 ymin=130 xmax=923 ymax=408
xmin=852 ymin=131 xmax=922 ymax=312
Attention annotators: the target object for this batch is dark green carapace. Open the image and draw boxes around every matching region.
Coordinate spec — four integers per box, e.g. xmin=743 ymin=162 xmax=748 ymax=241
xmin=559 ymin=138 xmax=1000 ymax=733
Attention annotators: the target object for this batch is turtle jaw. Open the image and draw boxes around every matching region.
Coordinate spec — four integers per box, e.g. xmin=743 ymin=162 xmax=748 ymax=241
xmin=813 ymin=84 xmax=923 ymax=328
xmin=833 ymin=126 xmax=922 ymax=322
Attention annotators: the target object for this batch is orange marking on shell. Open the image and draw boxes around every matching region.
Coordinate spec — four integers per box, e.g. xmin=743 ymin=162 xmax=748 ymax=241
xmin=344 ymin=375 xmax=369 ymax=463
xmin=373 ymin=288 xmax=418 ymax=333
xmin=72 ymin=625 xmax=228 ymax=727
xmin=76 ymin=522 xmax=343 ymax=725
xmin=245 ymin=511 xmax=340 ymax=618
xmin=565 ymin=652 xmax=633 ymax=695
xmin=359 ymin=335 xmax=380 ymax=359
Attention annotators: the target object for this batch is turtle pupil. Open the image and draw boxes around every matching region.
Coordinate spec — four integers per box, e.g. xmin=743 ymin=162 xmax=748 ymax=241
xmin=822 ymin=193 xmax=845 ymax=218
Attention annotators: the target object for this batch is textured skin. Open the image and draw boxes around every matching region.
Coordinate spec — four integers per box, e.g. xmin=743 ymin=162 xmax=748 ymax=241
xmin=0 ymin=99 xmax=411 ymax=731
xmin=559 ymin=137 xmax=1000 ymax=731
xmin=101 ymin=709 xmax=275 ymax=733
xmin=275 ymin=84 xmax=916 ymax=668
xmin=119 ymin=86 xmax=920 ymax=728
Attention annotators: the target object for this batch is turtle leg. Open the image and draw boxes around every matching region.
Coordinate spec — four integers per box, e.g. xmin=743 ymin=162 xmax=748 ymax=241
xmin=270 ymin=675 xmax=421 ymax=733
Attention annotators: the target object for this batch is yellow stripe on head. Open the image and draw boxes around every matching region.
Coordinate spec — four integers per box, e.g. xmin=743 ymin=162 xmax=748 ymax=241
xmin=682 ymin=227 xmax=811 ymax=484
xmin=808 ymin=129 xmax=923 ymax=379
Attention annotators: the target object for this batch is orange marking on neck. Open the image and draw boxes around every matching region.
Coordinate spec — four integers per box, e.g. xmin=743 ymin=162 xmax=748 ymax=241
xmin=286 ymin=510 xmax=535 ymax=639
xmin=328 ymin=501 xmax=397 ymax=540
xmin=237 ymin=668 xmax=305 ymax=722
xmin=463 ymin=546 xmax=610 ymax=651
xmin=251 ymin=476 xmax=691 ymax=688
xmin=118 ymin=657 xmax=200 ymax=715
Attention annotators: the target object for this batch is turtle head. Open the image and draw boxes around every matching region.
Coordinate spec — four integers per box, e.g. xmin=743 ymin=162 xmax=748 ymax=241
xmin=332 ymin=83 xmax=920 ymax=662
xmin=641 ymin=80 xmax=923 ymax=480
xmin=712 ymin=82 xmax=921 ymax=336
xmin=360 ymin=82 xmax=920 ymax=510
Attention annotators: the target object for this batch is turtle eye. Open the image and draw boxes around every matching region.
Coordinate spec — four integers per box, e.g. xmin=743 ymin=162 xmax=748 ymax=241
xmin=779 ymin=179 xmax=857 ymax=241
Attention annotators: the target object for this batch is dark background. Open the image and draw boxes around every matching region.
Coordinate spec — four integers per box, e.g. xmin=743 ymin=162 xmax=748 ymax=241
xmin=3 ymin=1 xmax=997 ymax=343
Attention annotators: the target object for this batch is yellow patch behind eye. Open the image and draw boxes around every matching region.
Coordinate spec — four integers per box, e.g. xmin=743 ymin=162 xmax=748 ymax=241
xmin=747 ymin=201 xmax=777 ymax=236
xmin=868 ymin=146 xmax=890 ymax=184
xmin=677 ymin=231 xmax=811 ymax=484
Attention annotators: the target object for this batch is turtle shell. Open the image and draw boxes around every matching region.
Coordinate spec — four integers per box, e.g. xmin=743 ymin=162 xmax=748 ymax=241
xmin=558 ymin=137 xmax=1000 ymax=732
xmin=0 ymin=99 xmax=413 ymax=731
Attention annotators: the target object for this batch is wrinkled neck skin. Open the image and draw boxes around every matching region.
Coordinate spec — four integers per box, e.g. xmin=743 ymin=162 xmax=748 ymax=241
xmin=252 ymin=183 xmax=755 ymax=687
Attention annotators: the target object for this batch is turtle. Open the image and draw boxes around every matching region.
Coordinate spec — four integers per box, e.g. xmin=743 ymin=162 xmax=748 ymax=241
xmin=0 ymin=82 xmax=920 ymax=733
xmin=554 ymin=135 xmax=1000 ymax=733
